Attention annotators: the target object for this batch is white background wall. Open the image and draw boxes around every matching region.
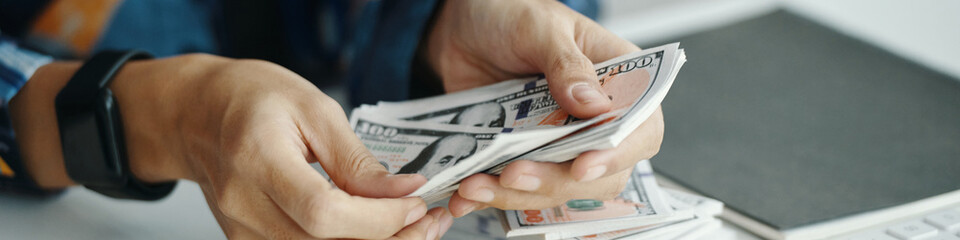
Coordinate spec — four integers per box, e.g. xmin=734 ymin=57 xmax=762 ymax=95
xmin=600 ymin=0 xmax=960 ymax=80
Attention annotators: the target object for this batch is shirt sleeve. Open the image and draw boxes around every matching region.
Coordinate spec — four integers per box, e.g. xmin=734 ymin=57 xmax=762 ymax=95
xmin=345 ymin=0 xmax=441 ymax=106
xmin=0 ymin=30 xmax=59 ymax=196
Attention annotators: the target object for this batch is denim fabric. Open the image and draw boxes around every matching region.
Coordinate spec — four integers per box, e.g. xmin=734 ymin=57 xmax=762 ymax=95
xmin=93 ymin=0 xmax=218 ymax=57
xmin=347 ymin=0 xmax=600 ymax=106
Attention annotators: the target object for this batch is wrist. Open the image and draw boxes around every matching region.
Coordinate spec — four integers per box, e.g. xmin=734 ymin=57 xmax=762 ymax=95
xmin=9 ymin=55 xmax=225 ymax=189
xmin=108 ymin=59 xmax=187 ymax=183
xmin=109 ymin=54 xmax=234 ymax=183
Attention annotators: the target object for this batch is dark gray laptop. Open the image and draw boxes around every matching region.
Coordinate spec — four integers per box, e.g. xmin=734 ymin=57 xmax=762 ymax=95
xmin=650 ymin=10 xmax=960 ymax=238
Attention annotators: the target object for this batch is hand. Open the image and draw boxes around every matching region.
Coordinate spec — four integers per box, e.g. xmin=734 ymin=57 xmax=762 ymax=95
xmin=11 ymin=54 xmax=454 ymax=239
xmin=422 ymin=0 xmax=665 ymax=216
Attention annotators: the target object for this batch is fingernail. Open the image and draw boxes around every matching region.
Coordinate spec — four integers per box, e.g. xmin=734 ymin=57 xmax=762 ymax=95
xmin=439 ymin=210 xmax=454 ymax=237
xmin=510 ymin=175 xmax=541 ymax=191
xmin=580 ymin=165 xmax=607 ymax=182
xmin=427 ymin=218 xmax=440 ymax=240
xmin=571 ymin=84 xmax=609 ymax=105
xmin=406 ymin=203 xmax=427 ymax=226
xmin=468 ymin=188 xmax=495 ymax=203
xmin=458 ymin=203 xmax=479 ymax=217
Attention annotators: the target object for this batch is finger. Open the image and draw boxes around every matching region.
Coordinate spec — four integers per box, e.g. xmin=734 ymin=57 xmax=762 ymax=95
xmin=449 ymin=192 xmax=490 ymax=218
xmin=269 ymin=164 xmax=429 ymax=239
xmin=570 ymin=107 xmax=663 ymax=182
xmin=456 ymin=167 xmax=631 ymax=210
xmin=389 ymin=208 xmax=444 ymax=240
xmin=529 ymin=29 xmax=612 ymax=119
xmin=298 ymin=97 xmax=428 ymax=198
xmin=500 ymin=160 xmax=630 ymax=198
xmin=436 ymin=208 xmax=454 ymax=238
xmin=258 ymin=134 xmax=429 ymax=239
xmin=425 ymin=207 xmax=453 ymax=240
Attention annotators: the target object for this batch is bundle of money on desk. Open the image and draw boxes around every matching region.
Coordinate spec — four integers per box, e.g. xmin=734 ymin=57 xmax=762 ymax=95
xmin=433 ymin=161 xmax=724 ymax=240
xmin=497 ymin=161 xmax=724 ymax=240
xmin=349 ymin=43 xmax=722 ymax=238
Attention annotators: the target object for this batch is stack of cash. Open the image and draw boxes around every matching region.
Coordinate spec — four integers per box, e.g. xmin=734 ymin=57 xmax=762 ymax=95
xmin=348 ymin=43 xmax=725 ymax=238
xmin=437 ymin=161 xmax=724 ymax=240
xmin=350 ymin=43 xmax=686 ymax=203
xmin=497 ymin=161 xmax=724 ymax=240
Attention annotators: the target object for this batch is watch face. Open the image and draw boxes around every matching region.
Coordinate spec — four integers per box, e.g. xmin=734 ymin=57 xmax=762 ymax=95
xmin=61 ymin=111 xmax=121 ymax=185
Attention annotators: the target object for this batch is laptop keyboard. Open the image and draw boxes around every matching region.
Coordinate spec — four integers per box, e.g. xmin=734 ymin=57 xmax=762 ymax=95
xmin=838 ymin=207 xmax=960 ymax=240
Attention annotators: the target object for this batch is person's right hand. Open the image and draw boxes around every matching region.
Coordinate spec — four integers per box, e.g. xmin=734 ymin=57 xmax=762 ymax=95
xmin=421 ymin=0 xmax=663 ymax=218
xmin=11 ymin=54 xmax=453 ymax=239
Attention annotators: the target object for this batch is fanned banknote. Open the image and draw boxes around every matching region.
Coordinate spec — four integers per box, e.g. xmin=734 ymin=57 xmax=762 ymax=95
xmin=369 ymin=43 xmax=679 ymax=138
xmin=350 ymin=43 xmax=686 ymax=201
xmin=353 ymin=115 xmax=498 ymax=179
xmin=352 ymin=107 xmax=617 ymax=198
xmin=347 ymin=42 xmax=723 ymax=240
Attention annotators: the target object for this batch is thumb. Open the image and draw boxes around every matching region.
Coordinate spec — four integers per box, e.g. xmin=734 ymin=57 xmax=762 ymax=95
xmin=534 ymin=38 xmax=612 ymax=119
xmin=326 ymin=132 xmax=428 ymax=198
xmin=304 ymin=105 xmax=428 ymax=198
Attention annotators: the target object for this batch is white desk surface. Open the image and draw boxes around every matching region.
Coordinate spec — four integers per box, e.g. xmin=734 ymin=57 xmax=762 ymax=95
xmin=2 ymin=0 xmax=957 ymax=239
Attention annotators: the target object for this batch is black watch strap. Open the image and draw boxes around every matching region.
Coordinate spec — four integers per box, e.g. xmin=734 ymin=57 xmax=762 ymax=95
xmin=55 ymin=50 xmax=176 ymax=200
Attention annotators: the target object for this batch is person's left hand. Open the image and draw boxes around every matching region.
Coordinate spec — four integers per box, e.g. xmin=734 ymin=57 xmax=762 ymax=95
xmin=422 ymin=0 xmax=665 ymax=216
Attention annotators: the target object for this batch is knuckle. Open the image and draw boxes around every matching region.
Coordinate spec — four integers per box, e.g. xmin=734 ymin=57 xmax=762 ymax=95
xmin=338 ymin=145 xmax=380 ymax=192
xmin=548 ymin=53 xmax=594 ymax=83
xmin=550 ymin=51 xmax=582 ymax=73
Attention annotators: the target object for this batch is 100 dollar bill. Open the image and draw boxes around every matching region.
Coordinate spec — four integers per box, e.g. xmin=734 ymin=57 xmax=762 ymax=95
xmin=561 ymin=189 xmax=724 ymax=240
xmin=352 ymin=114 xmax=500 ymax=179
xmin=352 ymin=108 xmax=615 ymax=199
xmin=370 ymin=44 xmax=670 ymax=131
xmin=501 ymin=160 xmax=679 ymax=239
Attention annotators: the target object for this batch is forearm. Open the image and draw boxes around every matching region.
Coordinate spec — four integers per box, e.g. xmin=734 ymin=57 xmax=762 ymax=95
xmin=7 ymin=56 xmax=223 ymax=189
xmin=9 ymin=62 xmax=81 ymax=189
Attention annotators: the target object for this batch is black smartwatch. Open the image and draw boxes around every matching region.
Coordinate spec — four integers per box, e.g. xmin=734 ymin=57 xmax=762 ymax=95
xmin=55 ymin=50 xmax=176 ymax=200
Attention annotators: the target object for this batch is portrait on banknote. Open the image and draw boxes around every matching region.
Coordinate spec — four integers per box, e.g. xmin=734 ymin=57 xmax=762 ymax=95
xmin=449 ymin=102 xmax=507 ymax=127
xmin=396 ymin=134 xmax=479 ymax=178
xmin=398 ymin=101 xmax=507 ymax=128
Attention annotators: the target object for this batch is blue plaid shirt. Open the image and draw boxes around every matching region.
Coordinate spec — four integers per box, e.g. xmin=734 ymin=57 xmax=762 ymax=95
xmin=0 ymin=30 xmax=53 ymax=195
xmin=0 ymin=0 xmax=598 ymax=196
